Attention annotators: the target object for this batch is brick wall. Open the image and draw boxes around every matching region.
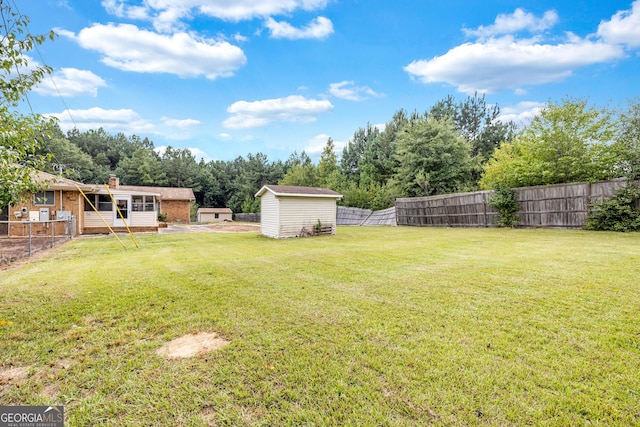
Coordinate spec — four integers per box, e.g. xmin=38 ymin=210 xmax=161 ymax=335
xmin=7 ymin=189 xmax=83 ymax=237
xmin=161 ymin=200 xmax=191 ymax=223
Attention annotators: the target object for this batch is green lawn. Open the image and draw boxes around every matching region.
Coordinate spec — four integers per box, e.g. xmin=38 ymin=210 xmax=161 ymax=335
xmin=1 ymin=227 xmax=639 ymax=426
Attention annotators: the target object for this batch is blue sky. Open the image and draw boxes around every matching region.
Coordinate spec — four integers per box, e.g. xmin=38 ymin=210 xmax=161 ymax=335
xmin=17 ymin=0 xmax=640 ymax=162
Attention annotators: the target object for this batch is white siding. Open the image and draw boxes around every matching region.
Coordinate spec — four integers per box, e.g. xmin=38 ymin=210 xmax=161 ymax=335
xmin=84 ymin=211 xmax=156 ymax=228
xmin=259 ymin=191 xmax=280 ymax=238
xmin=199 ymin=212 xmax=233 ymax=222
xmin=84 ymin=211 xmax=112 ymax=228
xmin=278 ymin=197 xmax=337 ymax=238
xmin=130 ymin=211 xmax=157 ymax=227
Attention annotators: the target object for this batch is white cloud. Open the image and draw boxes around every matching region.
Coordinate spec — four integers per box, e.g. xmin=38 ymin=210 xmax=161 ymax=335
xmin=498 ymin=101 xmax=544 ymax=125
xmin=187 ymin=147 xmax=213 ymax=162
xmin=63 ymin=23 xmax=246 ymax=79
xmin=218 ymin=133 xmax=232 ymax=140
xmin=405 ymin=5 xmax=640 ymax=95
xmin=33 ymin=68 xmax=107 ymax=97
xmin=233 ymin=33 xmax=249 ymax=43
xmin=304 ymin=133 xmax=332 ymax=154
xmin=102 ymin=0 xmax=329 ymax=31
xmin=373 ymin=123 xmax=386 ymax=133
xmin=47 ymin=107 xmax=155 ymax=134
xmin=464 ymin=8 xmax=558 ymax=39
xmin=328 ymin=81 xmax=381 ymax=101
xmin=161 ymin=117 xmax=201 ymax=128
xmin=598 ymin=0 xmax=640 ymax=48
xmin=265 ymin=16 xmax=333 ymax=40
xmin=404 ymin=35 xmax=624 ymax=94
xmin=223 ymin=95 xmax=333 ymax=129
xmin=303 ymin=134 xmax=345 ymax=158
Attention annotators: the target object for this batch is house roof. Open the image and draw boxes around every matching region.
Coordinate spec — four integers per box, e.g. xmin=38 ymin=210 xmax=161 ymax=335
xmin=35 ymin=171 xmax=93 ymax=191
xmin=198 ymin=208 xmax=232 ymax=214
xmin=88 ymin=186 xmax=161 ymax=197
xmin=119 ymin=185 xmax=195 ymax=201
xmin=255 ymin=185 xmax=342 ymax=199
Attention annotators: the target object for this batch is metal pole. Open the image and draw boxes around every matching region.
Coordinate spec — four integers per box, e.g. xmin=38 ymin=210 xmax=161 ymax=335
xmin=28 ymin=221 xmax=32 ymax=257
xmin=51 ymin=219 xmax=55 ymax=248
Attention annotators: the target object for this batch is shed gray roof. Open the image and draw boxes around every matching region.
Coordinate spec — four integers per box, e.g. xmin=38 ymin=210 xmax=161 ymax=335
xmin=255 ymin=185 xmax=342 ymax=198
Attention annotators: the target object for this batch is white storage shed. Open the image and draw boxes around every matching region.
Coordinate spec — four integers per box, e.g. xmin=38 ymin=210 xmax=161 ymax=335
xmin=197 ymin=207 xmax=233 ymax=223
xmin=255 ymin=185 xmax=342 ymax=239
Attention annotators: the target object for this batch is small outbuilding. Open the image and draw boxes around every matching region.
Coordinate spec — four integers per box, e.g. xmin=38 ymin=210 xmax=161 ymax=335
xmin=197 ymin=207 xmax=233 ymax=223
xmin=255 ymin=185 xmax=342 ymax=239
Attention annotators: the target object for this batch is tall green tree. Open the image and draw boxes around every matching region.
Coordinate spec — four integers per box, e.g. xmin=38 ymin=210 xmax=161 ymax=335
xmin=116 ymin=147 xmax=167 ymax=186
xmin=393 ymin=116 xmax=473 ymax=197
xmin=161 ymin=146 xmax=200 ymax=189
xmin=358 ymin=111 xmax=406 ymax=188
xmin=341 ymin=123 xmax=381 ymax=182
xmin=0 ymin=4 xmax=56 ymax=207
xmin=480 ymin=98 xmax=620 ymax=189
xmin=39 ymin=136 xmax=95 ymax=181
xmin=317 ymin=138 xmax=342 ymax=189
xmin=430 ymin=93 xmax=515 ymax=183
xmin=617 ymin=98 xmax=640 ymax=179
xmin=280 ymin=151 xmax=318 ymax=187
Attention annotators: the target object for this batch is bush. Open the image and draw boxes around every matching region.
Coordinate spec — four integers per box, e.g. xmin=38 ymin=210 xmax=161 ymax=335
xmin=586 ymin=182 xmax=640 ymax=232
xmin=157 ymin=212 xmax=168 ymax=222
xmin=488 ymin=185 xmax=520 ymax=228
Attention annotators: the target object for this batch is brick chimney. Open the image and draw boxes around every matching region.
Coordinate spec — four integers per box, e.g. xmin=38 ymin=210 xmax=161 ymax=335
xmin=108 ymin=174 xmax=120 ymax=189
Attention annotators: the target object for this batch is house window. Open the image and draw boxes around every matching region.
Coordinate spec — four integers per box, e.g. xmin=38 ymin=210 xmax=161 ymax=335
xmin=34 ymin=191 xmax=55 ymax=206
xmin=84 ymin=195 xmax=112 ymax=212
xmin=215 ymin=213 xmax=219 ymax=219
xmin=145 ymin=196 xmax=155 ymax=212
xmin=132 ymin=195 xmax=155 ymax=212
xmin=97 ymin=195 xmax=112 ymax=211
xmin=132 ymin=195 xmax=143 ymax=211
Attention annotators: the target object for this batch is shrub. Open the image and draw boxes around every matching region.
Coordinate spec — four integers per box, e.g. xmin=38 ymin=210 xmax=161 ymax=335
xmin=586 ymin=182 xmax=640 ymax=232
xmin=157 ymin=212 xmax=168 ymax=222
xmin=488 ymin=184 xmax=520 ymax=228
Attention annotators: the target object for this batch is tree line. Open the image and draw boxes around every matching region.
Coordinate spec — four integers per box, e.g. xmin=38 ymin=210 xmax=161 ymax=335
xmin=34 ymin=94 xmax=640 ymax=215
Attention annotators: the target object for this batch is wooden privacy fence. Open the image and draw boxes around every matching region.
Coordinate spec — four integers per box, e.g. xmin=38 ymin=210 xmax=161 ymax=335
xmin=233 ymin=212 xmax=261 ymax=222
xmin=336 ymin=206 xmax=397 ymax=226
xmin=396 ymin=179 xmax=636 ymax=228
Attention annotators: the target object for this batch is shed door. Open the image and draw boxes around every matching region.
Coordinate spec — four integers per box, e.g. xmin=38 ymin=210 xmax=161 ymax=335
xmin=114 ymin=196 xmax=130 ymax=227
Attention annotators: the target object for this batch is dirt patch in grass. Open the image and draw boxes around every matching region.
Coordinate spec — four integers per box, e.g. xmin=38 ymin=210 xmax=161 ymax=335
xmin=204 ymin=223 xmax=259 ymax=233
xmin=0 ymin=366 xmax=30 ymax=385
xmin=0 ymin=237 xmax=71 ymax=268
xmin=156 ymin=332 xmax=230 ymax=359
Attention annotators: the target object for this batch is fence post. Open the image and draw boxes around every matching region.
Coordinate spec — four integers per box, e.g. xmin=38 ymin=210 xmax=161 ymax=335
xmin=51 ymin=219 xmax=55 ymax=248
xmin=483 ymin=192 xmax=488 ymax=227
xmin=28 ymin=221 xmax=32 ymax=257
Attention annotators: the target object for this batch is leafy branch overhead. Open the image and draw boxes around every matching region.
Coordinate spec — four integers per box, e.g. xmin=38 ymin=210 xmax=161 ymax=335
xmin=0 ymin=3 xmax=57 ymax=207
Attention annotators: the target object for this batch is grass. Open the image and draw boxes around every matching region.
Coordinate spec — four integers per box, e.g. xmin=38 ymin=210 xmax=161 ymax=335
xmin=1 ymin=226 xmax=639 ymax=426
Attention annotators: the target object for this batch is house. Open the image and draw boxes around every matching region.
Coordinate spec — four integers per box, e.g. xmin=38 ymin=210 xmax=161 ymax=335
xmin=83 ymin=175 xmax=161 ymax=234
xmin=197 ymin=207 xmax=233 ymax=223
xmin=3 ymin=172 xmax=194 ymax=237
xmin=114 ymin=177 xmax=196 ymax=223
xmin=254 ymin=185 xmax=342 ymax=239
xmin=3 ymin=171 xmax=93 ymax=237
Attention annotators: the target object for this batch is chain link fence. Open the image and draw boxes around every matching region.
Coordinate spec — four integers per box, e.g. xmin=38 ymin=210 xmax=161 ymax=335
xmin=0 ymin=218 xmax=76 ymax=265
